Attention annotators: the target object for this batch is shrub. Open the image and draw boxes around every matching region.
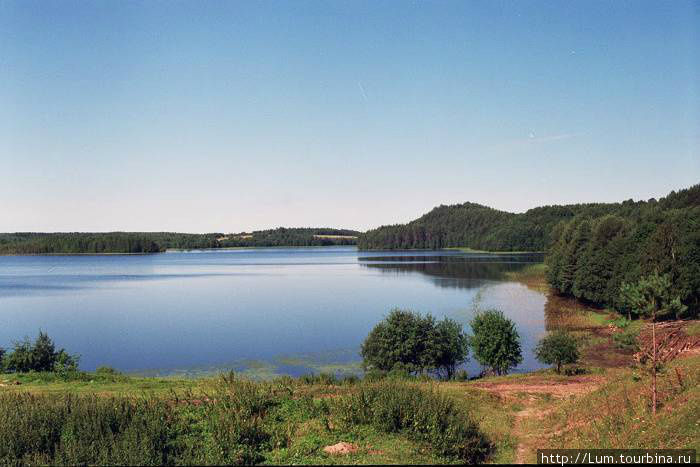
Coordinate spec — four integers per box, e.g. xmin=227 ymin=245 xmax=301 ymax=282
xmin=361 ymin=309 xmax=433 ymax=374
xmin=183 ymin=373 xmax=276 ymax=465
xmin=2 ymin=332 xmax=79 ymax=373
xmin=2 ymin=339 xmax=33 ymax=373
xmin=361 ymin=309 xmax=469 ymax=379
xmin=469 ymin=309 xmax=523 ymax=375
xmin=535 ymin=331 xmax=580 ymax=374
xmin=334 ymin=380 xmax=491 ymax=462
xmin=340 ymin=374 xmax=359 ymax=385
xmin=299 ymin=372 xmax=338 ymax=385
xmin=613 ymin=329 xmax=640 ymax=351
xmin=95 ymin=365 xmax=120 ymax=375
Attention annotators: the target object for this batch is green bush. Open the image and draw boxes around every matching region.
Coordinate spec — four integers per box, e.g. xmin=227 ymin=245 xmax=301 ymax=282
xmin=299 ymin=372 xmax=338 ymax=386
xmin=181 ymin=373 xmax=275 ymax=465
xmin=95 ymin=365 xmax=120 ymax=375
xmin=2 ymin=332 xmax=79 ymax=374
xmin=613 ymin=329 xmax=640 ymax=351
xmin=469 ymin=309 xmax=523 ymax=376
xmin=361 ymin=309 xmax=469 ymax=379
xmin=535 ymin=331 xmax=580 ymax=374
xmin=334 ymin=380 xmax=491 ymax=463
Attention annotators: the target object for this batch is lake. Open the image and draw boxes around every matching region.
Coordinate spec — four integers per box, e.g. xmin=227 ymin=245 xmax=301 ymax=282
xmin=0 ymin=247 xmax=547 ymax=377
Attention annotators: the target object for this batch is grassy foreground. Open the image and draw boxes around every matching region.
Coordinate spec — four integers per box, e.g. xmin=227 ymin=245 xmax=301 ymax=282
xmin=2 ymin=349 xmax=698 ymax=464
xmin=0 ymin=372 xmax=493 ymax=465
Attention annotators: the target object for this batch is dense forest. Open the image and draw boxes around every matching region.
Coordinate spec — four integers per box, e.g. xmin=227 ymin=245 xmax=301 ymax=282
xmin=0 ymin=228 xmax=359 ymax=254
xmin=546 ymin=184 xmax=700 ymax=317
xmin=358 ymin=184 xmax=700 ymax=316
xmin=357 ymin=201 xmax=634 ymax=251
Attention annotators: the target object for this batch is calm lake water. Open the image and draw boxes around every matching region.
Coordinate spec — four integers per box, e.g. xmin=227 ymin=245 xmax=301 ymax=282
xmin=0 ymin=247 xmax=547 ymax=377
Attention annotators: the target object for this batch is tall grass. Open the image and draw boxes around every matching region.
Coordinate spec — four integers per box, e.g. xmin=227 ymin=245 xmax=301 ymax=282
xmin=0 ymin=372 xmax=491 ymax=465
xmin=334 ymin=380 xmax=491 ymax=463
xmin=0 ymin=374 xmax=278 ymax=465
xmin=546 ymin=355 xmax=700 ymax=450
xmin=0 ymin=393 xmax=174 ymax=465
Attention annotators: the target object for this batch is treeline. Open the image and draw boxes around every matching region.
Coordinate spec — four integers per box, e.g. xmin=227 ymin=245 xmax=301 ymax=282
xmin=0 ymin=232 xmax=178 ymax=254
xmin=357 ymin=201 xmax=634 ymax=251
xmin=546 ymin=184 xmax=700 ymax=317
xmin=217 ymin=227 xmax=359 ymax=248
xmin=0 ymin=228 xmax=359 ymax=254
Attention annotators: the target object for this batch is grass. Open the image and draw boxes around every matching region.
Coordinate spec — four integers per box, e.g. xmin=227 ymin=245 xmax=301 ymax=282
xmin=438 ymin=385 xmax=520 ymax=463
xmin=1 ymin=371 xmax=205 ymax=397
xmin=685 ymin=321 xmax=700 ymax=337
xmin=541 ymin=354 xmax=700 ymax=452
xmin=3 ymin=348 xmax=698 ymax=465
xmin=0 ymin=372 xmax=491 ymax=465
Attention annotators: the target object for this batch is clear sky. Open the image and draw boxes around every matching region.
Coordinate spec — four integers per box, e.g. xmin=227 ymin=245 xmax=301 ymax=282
xmin=1 ymin=0 xmax=698 ymax=233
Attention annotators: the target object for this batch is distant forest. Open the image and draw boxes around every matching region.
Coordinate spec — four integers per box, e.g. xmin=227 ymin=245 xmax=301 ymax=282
xmin=0 ymin=228 xmax=359 ymax=254
xmin=357 ymin=185 xmax=700 ymax=252
xmin=358 ymin=184 xmax=700 ymax=317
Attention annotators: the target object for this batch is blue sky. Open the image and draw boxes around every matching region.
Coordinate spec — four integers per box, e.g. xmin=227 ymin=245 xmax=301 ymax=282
xmin=1 ymin=0 xmax=698 ymax=232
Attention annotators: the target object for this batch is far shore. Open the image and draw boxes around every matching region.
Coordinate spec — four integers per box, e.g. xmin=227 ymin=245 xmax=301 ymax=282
xmin=0 ymin=245 xmax=546 ymax=256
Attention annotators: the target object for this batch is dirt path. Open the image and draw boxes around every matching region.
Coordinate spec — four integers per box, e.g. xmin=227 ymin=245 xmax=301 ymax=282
xmin=472 ymin=376 xmax=603 ymax=464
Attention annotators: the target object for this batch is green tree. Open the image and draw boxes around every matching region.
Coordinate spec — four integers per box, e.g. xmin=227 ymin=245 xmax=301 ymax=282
xmin=534 ymin=331 xmax=579 ymax=374
xmin=469 ymin=309 xmax=523 ymax=376
xmin=31 ymin=331 xmax=57 ymax=372
xmin=559 ymin=219 xmax=591 ymax=295
xmin=427 ymin=318 xmax=470 ymax=380
xmin=3 ymin=338 xmax=34 ymax=372
xmin=361 ymin=310 xmax=469 ymax=379
xmin=360 ymin=309 xmax=435 ymax=374
xmin=2 ymin=332 xmax=79 ymax=373
xmin=618 ymin=272 xmax=687 ymax=415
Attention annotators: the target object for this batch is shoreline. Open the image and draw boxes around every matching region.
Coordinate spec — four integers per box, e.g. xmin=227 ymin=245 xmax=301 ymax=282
xmin=0 ymin=245 xmax=544 ymax=256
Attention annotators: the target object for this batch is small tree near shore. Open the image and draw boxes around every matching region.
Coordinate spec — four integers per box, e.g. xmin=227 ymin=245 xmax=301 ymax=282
xmin=618 ymin=272 xmax=686 ymax=415
xmin=2 ymin=331 xmax=79 ymax=373
xmin=535 ymin=331 xmax=579 ymax=374
xmin=361 ymin=309 xmax=469 ymax=379
xmin=469 ymin=309 xmax=522 ymax=376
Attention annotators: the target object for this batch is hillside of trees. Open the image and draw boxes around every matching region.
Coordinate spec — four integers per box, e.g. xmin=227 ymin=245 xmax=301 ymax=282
xmin=0 ymin=228 xmax=359 ymax=254
xmin=357 ymin=185 xmax=700 ymax=253
xmin=358 ymin=201 xmax=633 ymax=251
xmin=546 ymin=184 xmax=700 ymax=318
xmin=358 ymin=184 xmax=699 ymax=316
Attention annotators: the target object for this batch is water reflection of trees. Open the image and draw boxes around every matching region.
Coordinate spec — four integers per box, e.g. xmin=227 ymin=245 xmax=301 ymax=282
xmin=359 ymin=255 xmax=542 ymax=291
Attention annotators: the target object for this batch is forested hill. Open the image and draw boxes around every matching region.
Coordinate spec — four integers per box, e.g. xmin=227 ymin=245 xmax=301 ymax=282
xmin=358 ymin=202 xmax=621 ymax=251
xmin=0 ymin=228 xmax=360 ymax=254
xmin=357 ymin=185 xmax=700 ymax=252
xmin=546 ymin=184 xmax=700 ymax=317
